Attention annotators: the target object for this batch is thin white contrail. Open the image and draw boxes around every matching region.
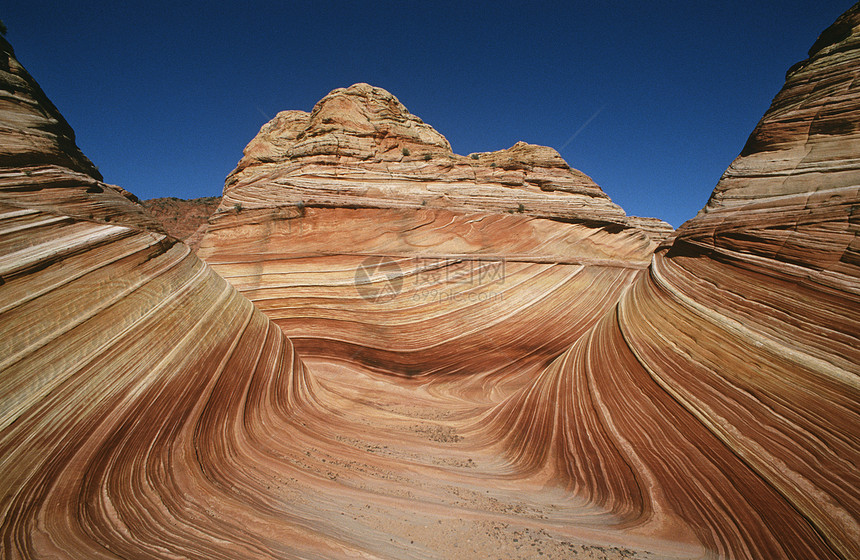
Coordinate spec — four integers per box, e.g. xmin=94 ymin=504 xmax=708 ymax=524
xmin=559 ymin=104 xmax=606 ymax=151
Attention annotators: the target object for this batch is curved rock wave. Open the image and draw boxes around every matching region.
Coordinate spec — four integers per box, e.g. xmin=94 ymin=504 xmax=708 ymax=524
xmin=481 ymin=6 xmax=860 ymax=559
xmin=1 ymin=6 xmax=859 ymax=559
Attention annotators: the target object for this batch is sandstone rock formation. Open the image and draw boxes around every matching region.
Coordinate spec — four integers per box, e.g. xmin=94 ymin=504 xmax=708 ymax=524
xmin=198 ymin=7 xmax=859 ymax=558
xmin=0 ymin=38 xmax=159 ymax=231
xmin=217 ymin=82 xmax=643 ymax=225
xmin=0 ymin=36 xmax=320 ymax=559
xmin=626 ymin=215 xmax=675 ymax=243
xmin=483 ymin=6 xmax=860 ymax=559
xmin=198 ymin=83 xmax=670 ymax=377
xmin=1 ymin=5 xmax=858 ymax=560
xmin=141 ymin=196 xmax=221 ymax=250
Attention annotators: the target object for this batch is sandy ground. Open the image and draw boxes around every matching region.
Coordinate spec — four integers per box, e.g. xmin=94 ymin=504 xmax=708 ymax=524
xmin=269 ymin=358 xmax=691 ymax=559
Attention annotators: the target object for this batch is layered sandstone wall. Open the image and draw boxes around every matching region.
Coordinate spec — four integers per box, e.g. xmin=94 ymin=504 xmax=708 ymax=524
xmin=0 ymin=6 xmax=857 ymax=559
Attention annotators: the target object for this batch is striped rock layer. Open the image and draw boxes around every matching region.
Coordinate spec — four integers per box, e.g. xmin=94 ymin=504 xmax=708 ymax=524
xmin=1 ymin=6 xmax=858 ymax=560
xmin=483 ymin=6 xmax=860 ymax=559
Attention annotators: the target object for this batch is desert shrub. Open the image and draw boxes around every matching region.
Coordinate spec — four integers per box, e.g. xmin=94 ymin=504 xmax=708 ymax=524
xmin=471 ymin=153 xmax=479 ymax=160
xmin=402 ymin=147 xmax=411 ymax=156
xmin=517 ymin=203 xmax=525 ymax=213
xmin=424 ymin=153 xmax=432 ymax=161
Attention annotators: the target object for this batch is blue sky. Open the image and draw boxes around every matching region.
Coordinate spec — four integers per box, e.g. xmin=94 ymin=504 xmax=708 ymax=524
xmin=4 ymin=1 xmax=853 ymax=227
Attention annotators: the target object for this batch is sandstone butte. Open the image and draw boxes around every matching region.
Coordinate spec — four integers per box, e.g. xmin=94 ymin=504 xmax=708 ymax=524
xmin=0 ymin=4 xmax=858 ymax=559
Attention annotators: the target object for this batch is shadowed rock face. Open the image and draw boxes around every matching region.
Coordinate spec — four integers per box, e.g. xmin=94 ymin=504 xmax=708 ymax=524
xmin=0 ymin=6 xmax=858 ymax=560
xmin=141 ymin=196 xmax=222 ymax=250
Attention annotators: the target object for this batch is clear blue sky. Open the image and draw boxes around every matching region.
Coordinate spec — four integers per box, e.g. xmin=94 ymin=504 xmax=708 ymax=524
xmin=4 ymin=1 xmax=853 ymax=227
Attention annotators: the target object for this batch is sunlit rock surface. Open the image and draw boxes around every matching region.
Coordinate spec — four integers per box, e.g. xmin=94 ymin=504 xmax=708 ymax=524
xmin=1 ymin=5 xmax=859 ymax=559
xmin=483 ymin=6 xmax=860 ymax=559
xmin=626 ymin=215 xmax=675 ymax=243
xmin=216 ymin=82 xmax=643 ymax=225
xmin=199 ymin=83 xmax=664 ymax=378
xmin=0 ymin=36 xmax=321 ymax=559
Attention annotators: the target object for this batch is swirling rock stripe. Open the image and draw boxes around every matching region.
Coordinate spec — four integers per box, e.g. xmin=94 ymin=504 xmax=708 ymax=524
xmin=0 ymin=204 xmax=675 ymax=557
xmin=0 ymin=204 xmax=337 ymax=557
xmin=481 ymin=6 xmax=860 ymax=558
xmin=2 ymin=6 xmax=859 ymax=559
xmin=1 ymin=30 xmax=683 ymax=560
xmin=199 ymin=206 xmax=651 ymax=380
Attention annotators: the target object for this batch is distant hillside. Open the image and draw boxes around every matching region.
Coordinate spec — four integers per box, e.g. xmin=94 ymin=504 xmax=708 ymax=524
xmin=141 ymin=196 xmax=221 ymax=249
